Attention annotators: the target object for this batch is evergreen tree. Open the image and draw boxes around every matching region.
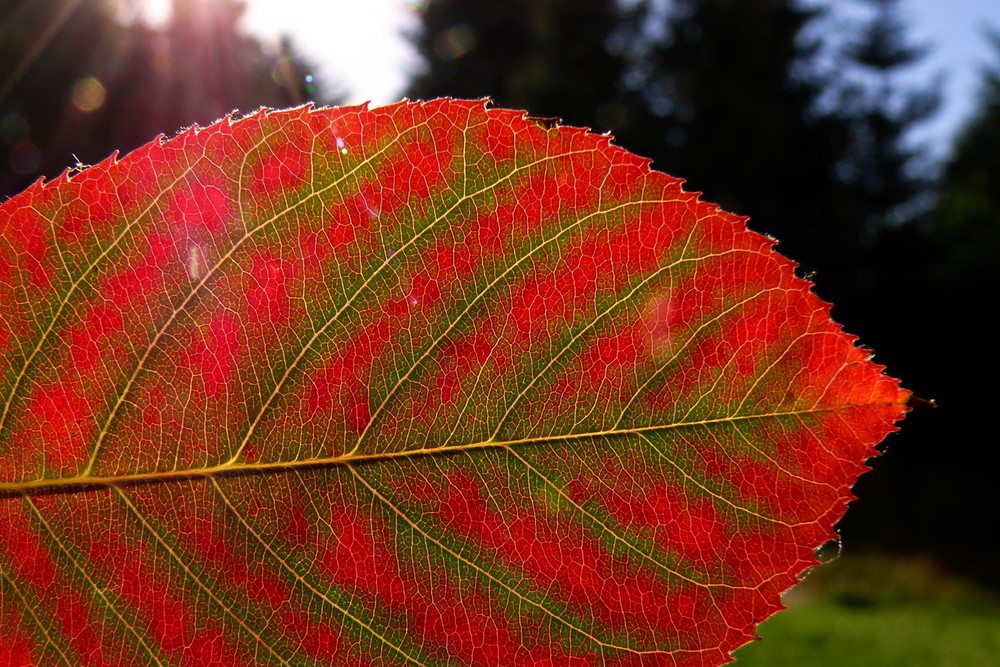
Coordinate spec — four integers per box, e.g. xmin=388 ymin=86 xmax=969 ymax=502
xmin=406 ymin=0 xmax=643 ymax=135
xmin=835 ymin=22 xmax=997 ymax=586
xmin=628 ymin=0 xmax=938 ymax=308
xmin=921 ymin=29 xmax=1000 ymax=586
xmin=933 ymin=29 xmax=1000 ymax=285
xmin=836 ymin=0 xmax=940 ymax=234
xmin=630 ymin=0 xmax=858 ymax=295
xmin=409 ymin=0 xmax=855 ymax=287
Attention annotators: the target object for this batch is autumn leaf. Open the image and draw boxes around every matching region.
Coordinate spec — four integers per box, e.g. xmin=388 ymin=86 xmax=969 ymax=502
xmin=0 ymin=99 xmax=908 ymax=666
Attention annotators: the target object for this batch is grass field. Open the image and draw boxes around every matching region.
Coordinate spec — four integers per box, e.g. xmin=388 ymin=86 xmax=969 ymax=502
xmin=730 ymin=554 xmax=1000 ymax=666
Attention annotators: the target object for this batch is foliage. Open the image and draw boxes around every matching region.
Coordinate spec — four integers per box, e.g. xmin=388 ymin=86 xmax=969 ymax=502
xmin=847 ymin=28 xmax=1000 ymax=589
xmin=833 ymin=0 xmax=939 ymax=234
xmin=733 ymin=555 xmax=1000 ymax=665
xmin=625 ymin=0 xmax=852 ymax=286
xmin=933 ymin=29 xmax=1000 ymax=285
xmin=0 ymin=100 xmax=907 ymax=664
xmin=405 ymin=0 xmax=641 ymax=136
xmin=407 ymin=0 xmax=938 ymax=302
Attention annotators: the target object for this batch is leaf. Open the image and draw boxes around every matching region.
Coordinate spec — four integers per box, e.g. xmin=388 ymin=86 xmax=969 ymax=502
xmin=0 ymin=100 xmax=908 ymax=665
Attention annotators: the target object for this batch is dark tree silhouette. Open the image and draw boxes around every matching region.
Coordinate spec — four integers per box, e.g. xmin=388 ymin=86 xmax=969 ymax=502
xmin=835 ymin=24 xmax=997 ymax=589
xmin=406 ymin=0 xmax=648 ymax=136
xmin=0 ymin=0 xmax=326 ymax=199
xmin=835 ymin=0 xmax=940 ymax=234
xmin=934 ymin=29 xmax=1000 ymax=285
xmin=628 ymin=0 xmax=856 ymax=294
xmin=409 ymin=0 xmax=938 ymax=300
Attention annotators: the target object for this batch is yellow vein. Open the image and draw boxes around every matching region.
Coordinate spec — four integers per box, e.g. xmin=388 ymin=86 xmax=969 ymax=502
xmin=0 ymin=402 xmax=906 ymax=494
xmin=489 ymin=246 xmax=763 ymax=441
xmin=727 ymin=420 xmax=835 ymax=489
xmin=633 ymin=431 xmax=798 ymax=526
xmin=22 ymin=493 xmax=164 ymax=665
xmin=806 ymin=334 xmax=879 ymax=413
xmin=231 ymin=145 xmax=603 ymax=464
xmin=732 ymin=329 xmax=839 ymax=416
xmin=697 ymin=325 xmax=845 ymax=486
xmin=608 ymin=282 xmax=833 ymax=490
xmin=0 ymin=145 xmax=208 ymax=438
xmin=673 ymin=290 xmax=806 ymax=426
xmin=45 ymin=200 xmax=70 ymax=284
xmin=113 ymin=486 xmax=290 ymax=665
xmin=0 ymin=556 xmax=74 ymax=665
xmin=347 ymin=462 xmax=664 ymax=655
xmin=210 ymin=478 xmax=431 ymax=667
xmin=503 ymin=444 xmax=758 ymax=589
xmin=82 ymin=115 xmax=418 ymax=475
xmin=613 ymin=281 xmax=785 ymax=430
xmin=354 ymin=197 xmax=668 ymax=455
xmin=793 ymin=407 xmax=874 ymax=482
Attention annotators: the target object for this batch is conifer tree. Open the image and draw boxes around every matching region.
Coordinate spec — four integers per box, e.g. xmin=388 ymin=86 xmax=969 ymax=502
xmin=406 ymin=0 xmax=642 ymax=135
xmin=836 ymin=0 xmax=940 ymax=234
xmin=934 ymin=29 xmax=1000 ymax=284
xmin=841 ymin=30 xmax=1000 ymax=585
xmin=630 ymin=0 xmax=856 ymax=291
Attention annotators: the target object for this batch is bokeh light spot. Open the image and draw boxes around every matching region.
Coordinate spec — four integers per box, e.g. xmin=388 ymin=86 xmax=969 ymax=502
xmin=271 ymin=57 xmax=295 ymax=85
xmin=71 ymin=77 xmax=107 ymax=113
xmin=434 ymin=23 xmax=476 ymax=60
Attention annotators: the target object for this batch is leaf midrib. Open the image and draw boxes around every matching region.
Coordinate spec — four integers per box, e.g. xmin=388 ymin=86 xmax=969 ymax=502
xmin=0 ymin=402 xmax=903 ymax=494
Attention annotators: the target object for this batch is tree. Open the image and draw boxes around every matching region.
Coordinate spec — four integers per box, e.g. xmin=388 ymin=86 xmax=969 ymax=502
xmin=835 ymin=25 xmax=998 ymax=588
xmin=835 ymin=0 xmax=940 ymax=235
xmin=933 ymin=29 xmax=1000 ymax=285
xmin=406 ymin=0 xmax=645 ymax=135
xmin=0 ymin=0 xmax=324 ymax=200
xmin=630 ymin=0 xmax=880 ymax=301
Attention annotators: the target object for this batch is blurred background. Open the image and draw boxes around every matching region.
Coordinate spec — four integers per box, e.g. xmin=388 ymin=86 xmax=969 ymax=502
xmin=1 ymin=0 xmax=997 ymax=662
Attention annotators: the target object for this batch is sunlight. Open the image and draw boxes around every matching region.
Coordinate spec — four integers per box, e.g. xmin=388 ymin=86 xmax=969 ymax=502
xmin=127 ymin=0 xmax=417 ymax=103
xmin=133 ymin=0 xmax=170 ymax=25
xmin=239 ymin=0 xmax=419 ymax=103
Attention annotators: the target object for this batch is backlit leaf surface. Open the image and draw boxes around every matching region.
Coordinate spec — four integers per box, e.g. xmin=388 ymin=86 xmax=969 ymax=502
xmin=0 ymin=100 xmax=908 ymax=666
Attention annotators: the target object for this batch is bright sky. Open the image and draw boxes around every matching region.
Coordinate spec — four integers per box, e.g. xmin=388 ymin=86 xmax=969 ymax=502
xmin=241 ymin=0 xmax=421 ymax=105
xmin=229 ymin=0 xmax=1000 ymax=157
xmin=903 ymin=0 xmax=1000 ymax=154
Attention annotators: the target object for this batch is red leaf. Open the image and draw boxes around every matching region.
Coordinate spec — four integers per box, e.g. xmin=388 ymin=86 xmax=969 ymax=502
xmin=0 ymin=100 xmax=908 ymax=665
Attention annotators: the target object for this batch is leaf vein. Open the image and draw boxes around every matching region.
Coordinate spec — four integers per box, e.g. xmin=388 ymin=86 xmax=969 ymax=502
xmin=113 ymin=486 xmax=290 ymax=665
xmin=82 ymin=114 xmax=419 ymax=475
xmin=210 ymin=477 xmax=432 ymax=667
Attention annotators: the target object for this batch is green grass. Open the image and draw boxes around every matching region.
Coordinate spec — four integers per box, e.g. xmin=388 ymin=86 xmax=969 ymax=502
xmin=731 ymin=554 xmax=1000 ymax=666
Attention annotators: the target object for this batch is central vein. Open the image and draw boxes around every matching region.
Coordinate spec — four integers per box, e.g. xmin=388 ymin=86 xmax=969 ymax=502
xmin=0 ymin=403 xmax=899 ymax=494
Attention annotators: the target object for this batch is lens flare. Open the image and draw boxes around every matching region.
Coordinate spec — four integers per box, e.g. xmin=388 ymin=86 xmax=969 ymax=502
xmin=71 ymin=77 xmax=106 ymax=113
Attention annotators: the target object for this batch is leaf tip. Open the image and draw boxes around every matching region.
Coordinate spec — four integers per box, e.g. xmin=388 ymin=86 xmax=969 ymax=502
xmin=905 ymin=394 xmax=936 ymax=410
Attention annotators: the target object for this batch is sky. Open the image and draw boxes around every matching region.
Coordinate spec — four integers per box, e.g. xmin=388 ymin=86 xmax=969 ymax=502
xmin=232 ymin=0 xmax=1000 ymax=159
xmin=902 ymin=0 xmax=1000 ymax=151
xmin=241 ymin=0 xmax=420 ymax=106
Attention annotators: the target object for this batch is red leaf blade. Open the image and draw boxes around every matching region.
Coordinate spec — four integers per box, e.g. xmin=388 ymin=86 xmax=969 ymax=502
xmin=0 ymin=100 xmax=908 ymax=664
